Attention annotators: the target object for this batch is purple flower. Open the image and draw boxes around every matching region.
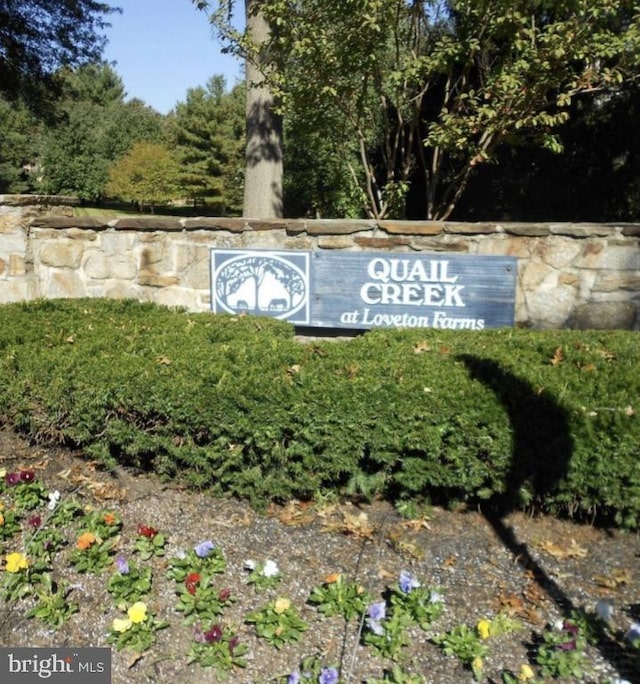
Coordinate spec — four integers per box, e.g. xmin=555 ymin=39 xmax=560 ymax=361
xmin=558 ymin=620 xmax=578 ymax=650
xmin=19 ymin=470 xmax=35 ymax=483
xmin=228 ymin=635 xmax=240 ymax=654
xmin=558 ymin=638 xmax=577 ymax=651
xmin=628 ymin=622 xmax=640 ymax=644
xmin=115 ymin=555 xmax=130 ymax=574
xmin=367 ymin=601 xmax=386 ymax=621
xmin=5 ymin=472 xmax=21 ymax=486
xmin=399 ymin=570 xmax=421 ymax=593
xmin=28 ymin=514 xmax=42 ymax=530
xmin=319 ymin=667 xmax=339 ymax=684
xmin=204 ymin=625 xmax=223 ymax=643
xmin=287 ymin=672 xmax=301 ymax=684
xmin=194 ymin=540 xmax=215 ymax=558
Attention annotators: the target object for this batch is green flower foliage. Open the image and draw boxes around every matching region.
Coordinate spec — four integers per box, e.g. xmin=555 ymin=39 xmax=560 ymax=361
xmin=0 ymin=300 xmax=639 ymax=527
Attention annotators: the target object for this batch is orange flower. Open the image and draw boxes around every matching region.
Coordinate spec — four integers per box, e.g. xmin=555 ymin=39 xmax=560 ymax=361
xmin=76 ymin=531 xmax=96 ymax=550
xmin=324 ymin=572 xmax=342 ymax=584
xmin=103 ymin=512 xmax=117 ymax=525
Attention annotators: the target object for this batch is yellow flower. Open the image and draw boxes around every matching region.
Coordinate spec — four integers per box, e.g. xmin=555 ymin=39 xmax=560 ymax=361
xmin=273 ymin=597 xmax=291 ymax=614
xmin=127 ymin=601 xmax=147 ymax=624
xmin=517 ymin=664 xmax=535 ymax=681
xmin=112 ymin=617 xmax=132 ymax=633
xmin=0 ymin=468 xmax=5 ymax=479
xmin=5 ymin=552 xmax=29 ymax=573
xmin=0 ymin=512 xmax=4 ymax=526
xmin=477 ymin=618 xmax=491 ymax=639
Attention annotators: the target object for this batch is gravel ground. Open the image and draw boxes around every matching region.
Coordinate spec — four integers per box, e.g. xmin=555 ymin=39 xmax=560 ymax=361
xmin=1 ymin=428 xmax=639 ymax=683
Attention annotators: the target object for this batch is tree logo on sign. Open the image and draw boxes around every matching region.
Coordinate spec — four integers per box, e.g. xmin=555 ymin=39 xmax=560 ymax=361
xmin=212 ymin=251 xmax=309 ymax=323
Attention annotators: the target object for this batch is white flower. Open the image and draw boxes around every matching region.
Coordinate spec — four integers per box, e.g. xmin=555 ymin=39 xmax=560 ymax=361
xmin=47 ymin=490 xmax=61 ymax=511
xmin=243 ymin=559 xmax=257 ymax=571
xmin=262 ymin=559 xmax=280 ymax=577
xmin=429 ymin=590 xmax=444 ymax=604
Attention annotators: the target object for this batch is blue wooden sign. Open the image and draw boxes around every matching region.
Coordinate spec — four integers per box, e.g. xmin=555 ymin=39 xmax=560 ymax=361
xmin=211 ymin=249 xmax=517 ymax=330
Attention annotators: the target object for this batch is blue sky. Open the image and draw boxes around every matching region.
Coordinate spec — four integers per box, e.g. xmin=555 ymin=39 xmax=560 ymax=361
xmin=102 ymin=0 xmax=243 ymax=114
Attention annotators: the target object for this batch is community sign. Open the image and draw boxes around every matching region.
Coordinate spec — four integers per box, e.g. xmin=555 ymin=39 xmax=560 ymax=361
xmin=210 ymin=249 xmax=517 ymax=330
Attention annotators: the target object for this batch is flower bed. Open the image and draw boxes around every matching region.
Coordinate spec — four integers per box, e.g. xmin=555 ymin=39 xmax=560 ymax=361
xmin=1 ymin=446 xmax=639 ymax=684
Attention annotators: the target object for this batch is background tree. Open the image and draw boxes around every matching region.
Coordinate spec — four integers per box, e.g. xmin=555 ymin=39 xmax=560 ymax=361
xmin=456 ymin=80 xmax=640 ymax=223
xmin=283 ymin=115 xmax=363 ymax=218
xmin=199 ymin=0 xmax=640 ymax=220
xmin=0 ymin=96 xmax=41 ymax=193
xmin=169 ymin=75 xmax=245 ymax=214
xmin=106 ymin=140 xmax=181 ymax=212
xmin=36 ymin=63 xmax=164 ymax=201
xmin=193 ymin=0 xmax=284 ymax=218
xmin=0 ymin=0 xmax=117 ymax=108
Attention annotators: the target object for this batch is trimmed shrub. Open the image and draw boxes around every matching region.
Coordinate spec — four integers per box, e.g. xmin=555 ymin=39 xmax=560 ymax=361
xmin=0 ymin=299 xmax=638 ymax=526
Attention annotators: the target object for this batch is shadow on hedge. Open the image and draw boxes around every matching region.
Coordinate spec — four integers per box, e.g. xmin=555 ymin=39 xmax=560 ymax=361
xmin=459 ymin=355 xmax=628 ymax=676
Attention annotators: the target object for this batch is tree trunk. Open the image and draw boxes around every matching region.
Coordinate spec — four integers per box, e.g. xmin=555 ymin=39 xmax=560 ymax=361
xmin=243 ymin=0 xmax=283 ymax=218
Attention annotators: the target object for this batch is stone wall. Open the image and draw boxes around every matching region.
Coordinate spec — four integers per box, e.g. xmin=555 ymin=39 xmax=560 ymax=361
xmin=1 ymin=194 xmax=639 ymax=329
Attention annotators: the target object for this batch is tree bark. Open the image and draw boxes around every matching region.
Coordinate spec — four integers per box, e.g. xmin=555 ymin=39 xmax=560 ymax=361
xmin=243 ymin=0 xmax=283 ymax=218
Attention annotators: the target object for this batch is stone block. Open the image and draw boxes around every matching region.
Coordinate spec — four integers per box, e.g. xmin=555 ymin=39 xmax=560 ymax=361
xmin=354 ymin=236 xmax=412 ymax=249
xmin=183 ymin=217 xmax=248 ymax=232
xmin=45 ymin=271 xmax=85 ymax=298
xmin=303 ymin=220 xmax=374 ymax=236
xmin=593 ymin=271 xmax=640 ymax=293
xmin=378 ymin=220 xmax=443 ymax=235
xmin=569 ymin=302 xmax=637 ymax=329
xmin=501 ymin=223 xmax=551 ymax=237
xmin=38 ymin=241 xmax=84 ymax=268
xmin=549 ymin=223 xmax=616 ymax=238
xmin=9 ymin=254 xmax=26 ymax=276
xmin=444 ymin=222 xmax=500 ymax=234
xmin=317 ymin=236 xmax=357 ymax=250
xmin=113 ymin=217 xmax=182 ymax=231
xmin=137 ymin=273 xmax=180 ymax=288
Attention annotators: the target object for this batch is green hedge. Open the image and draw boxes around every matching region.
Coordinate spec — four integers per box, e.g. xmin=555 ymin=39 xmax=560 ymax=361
xmin=0 ymin=299 xmax=638 ymax=527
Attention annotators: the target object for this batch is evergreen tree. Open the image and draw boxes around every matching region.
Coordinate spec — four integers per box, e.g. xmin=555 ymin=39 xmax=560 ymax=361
xmin=0 ymin=96 xmax=41 ymax=193
xmin=36 ymin=63 xmax=164 ymax=201
xmin=170 ymin=76 xmax=245 ymax=214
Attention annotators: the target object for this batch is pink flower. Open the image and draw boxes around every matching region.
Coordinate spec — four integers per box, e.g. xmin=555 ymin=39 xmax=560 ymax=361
xmin=218 ymin=587 xmax=232 ymax=602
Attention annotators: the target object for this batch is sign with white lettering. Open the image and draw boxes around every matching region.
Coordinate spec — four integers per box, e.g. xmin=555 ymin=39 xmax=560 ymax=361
xmin=211 ymin=250 xmax=517 ymax=330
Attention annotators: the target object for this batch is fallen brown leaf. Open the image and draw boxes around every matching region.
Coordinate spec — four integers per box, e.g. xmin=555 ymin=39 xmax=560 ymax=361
xmin=593 ymin=568 xmax=632 ymax=589
xmin=322 ymin=509 xmax=375 ymax=539
xmin=269 ymin=501 xmax=316 ymax=526
xmin=538 ymin=538 xmax=587 ymax=560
